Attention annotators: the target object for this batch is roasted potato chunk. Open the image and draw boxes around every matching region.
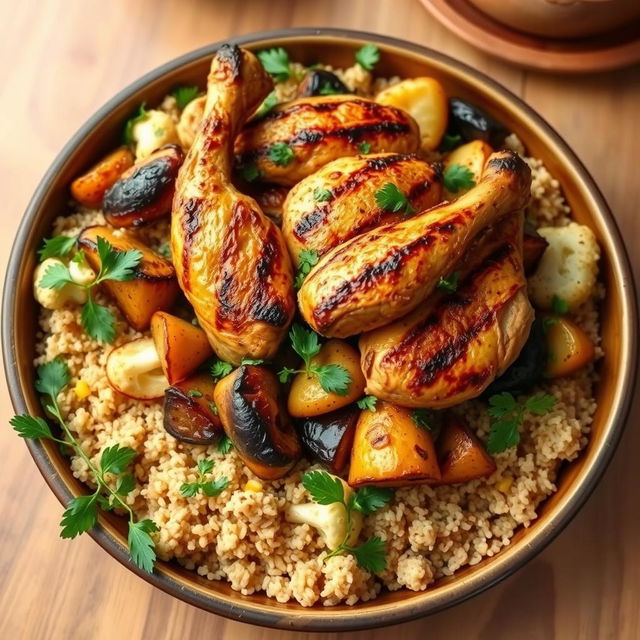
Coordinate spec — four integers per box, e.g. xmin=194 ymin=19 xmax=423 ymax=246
xmin=151 ymin=311 xmax=214 ymax=384
xmin=348 ymin=401 xmax=441 ymax=487
xmin=544 ymin=316 xmax=595 ymax=378
xmin=78 ymin=225 xmax=179 ymax=330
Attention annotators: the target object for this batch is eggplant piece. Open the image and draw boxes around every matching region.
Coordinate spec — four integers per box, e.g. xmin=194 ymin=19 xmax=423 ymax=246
xmin=298 ymin=405 xmax=359 ymax=474
xmin=484 ymin=318 xmax=547 ymax=395
xmin=448 ymin=98 xmax=509 ymax=148
xmin=214 ymin=366 xmax=301 ymax=479
xmin=163 ymin=372 xmax=223 ymax=445
xmin=103 ymin=144 xmax=184 ymax=228
xmin=297 ymin=70 xmax=349 ymax=98
xmin=523 ymin=224 xmax=549 ymax=275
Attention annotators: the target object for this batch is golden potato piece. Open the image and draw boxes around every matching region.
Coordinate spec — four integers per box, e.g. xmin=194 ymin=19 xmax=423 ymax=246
xmin=544 ymin=315 xmax=595 ymax=378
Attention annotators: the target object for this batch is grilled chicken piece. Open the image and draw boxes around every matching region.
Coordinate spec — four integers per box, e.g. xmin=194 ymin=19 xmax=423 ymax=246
xmin=282 ymin=153 xmax=444 ymax=266
xmin=298 ymin=150 xmax=531 ymax=337
xmin=234 ymin=95 xmax=421 ymax=187
xmin=171 ymin=45 xmax=295 ymax=364
xmin=359 ymin=214 xmax=533 ymax=408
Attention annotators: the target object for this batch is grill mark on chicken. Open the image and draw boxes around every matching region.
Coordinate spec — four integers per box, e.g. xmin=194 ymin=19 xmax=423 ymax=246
xmin=215 ymin=44 xmax=242 ymax=82
xmin=179 ymin=197 xmax=203 ymax=288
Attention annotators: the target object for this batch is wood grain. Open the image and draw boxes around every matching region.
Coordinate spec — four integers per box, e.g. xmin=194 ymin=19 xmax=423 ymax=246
xmin=0 ymin=0 xmax=638 ymax=638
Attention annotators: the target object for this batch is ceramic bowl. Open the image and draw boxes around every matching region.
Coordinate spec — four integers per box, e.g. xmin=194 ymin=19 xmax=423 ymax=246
xmin=2 ymin=28 xmax=637 ymax=632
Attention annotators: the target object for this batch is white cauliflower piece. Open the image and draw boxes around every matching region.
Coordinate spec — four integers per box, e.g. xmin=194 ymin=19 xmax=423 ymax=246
xmin=528 ymin=222 xmax=600 ymax=310
xmin=132 ymin=109 xmax=180 ymax=159
xmin=33 ymin=258 xmax=88 ymax=309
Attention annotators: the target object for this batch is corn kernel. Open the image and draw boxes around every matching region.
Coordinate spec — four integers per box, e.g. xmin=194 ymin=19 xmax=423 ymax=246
xmin=244 ymin=479 xmax=263 ymax=492
xmin=73 ymin=380 xmax=91 ymax=399
xmin=496 ymin=476 xmax=513 ymax=493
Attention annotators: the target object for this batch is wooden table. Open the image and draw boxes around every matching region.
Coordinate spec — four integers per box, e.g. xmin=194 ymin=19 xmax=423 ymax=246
xmin=1 ymin=1 xmax=638 ymax=638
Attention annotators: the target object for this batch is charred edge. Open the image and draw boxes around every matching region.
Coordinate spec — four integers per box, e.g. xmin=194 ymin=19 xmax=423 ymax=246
xmin=486 ymin=151 xmax=524 ymax=174
xmin=215 ymin=44 xmax=242 ymax=81
xmin=180 ymin=197 xmax=203 ymax=287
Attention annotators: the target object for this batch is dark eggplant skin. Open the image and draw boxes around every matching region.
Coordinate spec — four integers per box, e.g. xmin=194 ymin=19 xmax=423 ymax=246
xmin=523 ymin=224 xmax=549 ymax=275
xmin=448 ymin=98 xmax=509 ymax=148
xmin=484 ymin=319 xmax=548 ymax=396
xmin=103 ymin=144 xmax=184 ymax=228
xmin=214 ymin=366 xmax=301 ymax=479
xmin=296 ymin=70 xmax=349 ymax=98
xmin=298 ymin=405 xmax=359 ymax=474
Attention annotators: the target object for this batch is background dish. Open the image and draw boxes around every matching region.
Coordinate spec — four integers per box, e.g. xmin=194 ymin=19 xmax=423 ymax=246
xmin=2 ymin=29 xmax=637 ymax=631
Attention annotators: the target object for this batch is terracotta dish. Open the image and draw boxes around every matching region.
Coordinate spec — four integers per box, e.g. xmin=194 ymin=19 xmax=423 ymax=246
xmin=2 ymin=29 xmax=637 ymax=631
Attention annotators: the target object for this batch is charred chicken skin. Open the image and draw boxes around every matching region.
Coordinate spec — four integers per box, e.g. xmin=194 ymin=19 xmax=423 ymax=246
xmin=282 ymin=153 xmax=444 ymax=266
xmin=359 ymin=214 xmax=534 ymax=408
xmin=171 ymin=45 xmax=295 ymax=364
xmin=298 ymin=150 xmax=531 ymax=337
xmin=234 ymin=95 xmax=421 ymax=186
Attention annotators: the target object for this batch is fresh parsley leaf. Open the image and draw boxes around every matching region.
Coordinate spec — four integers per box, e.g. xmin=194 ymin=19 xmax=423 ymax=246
xmin=81 ymin=298 xmax=117 ymax=344
xmin=268 ymin=142 xmax=295 ymax=166
xmin=255 ymin=90 xmax=277 ymax=118
xmin=357 ymin=395 xmax=377 ymax=412
xmin=258 ymin=47 xmax=292 ymax=82
xmin=197 ymin=459 xmax=215 ymax=476
xmin=39 ymin=261 xmax=73 ymax=290
xmin=294 ymin=249 xmax=320 ymax=289
xmin=123 ymin=103 xmax=149 ymax=145
xmin=358 ymin=141 xmax=372 ymax=153
xmin=440 ymin=132 xmax=462 ymax=151
xmin=437 ymin=271 xmax=460 ymax=292
xmin=315 ymin=363 xmax=351 ymax=396
xmin=100 ymin=444 xmax=136 ymax=475
xmin=171 ymin=86 xmax=199 ymax=110
xmin=444 ymin=164 xmax=476 ymax=193
xmin=211 ymin=359 xmax=234 ymax=380
xmin=188 ymin=389 xmax=203 ymax=398
xmin=487 ymin=391 xmax=517 ymax=418
xmin=180 ymin=482 xmax=199 ymax=498
xmin=208 ymin=402 xmax=219 ymax=415
xmin=551 ymin=295 xmax=569 ymax=315
xmin=375 ymin=182 xmax=415 ymax=216
xmin=239 ymin=163 xmax=261 ymax=183
xmin=289 ymin=323 xmax=322 ymax=362
xmin=313 ymin=187 xmax=332 ymax=202
xmin=36 ymin=358 xmax=70 ymax=399
xmin=525 ymin=393 xmax=556 ymax=415
xmin=241 ymin=358 xmax=265 ymax=366
xmin=201 ymin=478 xmax=230 ymax=497
xmin=355 ymin=44 xmax=380 ymax=71
xmin=351 ymin=487 xmax=393 ymax=515
xmin=115 ymin=474 xmax=136 ymax=496
xmin=128 ymin=519 xmax=158 ymax=573
xmin=278 ymin=366 xmax=297 ymax=383
xmin=302 ymin=470 xmax=344 ymax=505
xmin=38 ymin=235 xmax=77 ymax=262
xmin=180 ymin=459 xmax=229 ymax=498
xmin=95 ymin=237 xmax=142 ymax=282
xmin=10 ymin=414 xmax=55 ymax=440
xmin=218 ymin=435 xmax=233 ymax=454
xmin=487 ymin=419 xmax=520 ymax=454
xmin=60 ymin=494 xmax=99 ymax=539
xmin=351 ymin=536 xmax=387 ymax=573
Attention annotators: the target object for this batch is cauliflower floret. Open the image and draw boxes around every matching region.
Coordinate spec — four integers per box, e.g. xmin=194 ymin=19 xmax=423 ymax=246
xmin=528 ymin=222 xmax=599 ymax=310
xmin=33 ymin=258 xmax=89 ymax=309
xmin=132 ymin=109 xmax=180 ymax=160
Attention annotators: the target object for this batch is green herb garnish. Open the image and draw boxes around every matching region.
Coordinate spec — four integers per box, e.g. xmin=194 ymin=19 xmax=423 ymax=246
xmin=187 ymin=389 xmax=203 ymax=398
xmin=38 ymin=235 xmax=77 ymax=262
xmin=278 ymin=324 xmax=351 ymax=395
xmin=358 ymin=141 xmax=372 ymax=154
xmin=412 ymin=409 xmax=433 ymax=430
xmin=180 ymin=459 xmax=230 ymax=498
xmin=268 ymin=142 xmax=295 ymax=166
xmin=171 ymin=86 xmax=199 ymax=110
xmin=551 ymin=295 xmax=569 ymax=315
xmin=437 ymin=271 xmax=460 ymax=292
xmin=241 ymin=358 xmax=265 ymax=366
xmin=375 ymin=182 xmax=415 ymax=216
xmin=218 ymin=435 xmax=233 ymax=454
xmin=239 ymin=163 xmax=261 ymax=183
xmin=313 ymin=187 xmax=332 ymax=202
xmin=487 ymin=392 xmax=556 ymax=454
xmin=357 ymin=395 xmax=378 ymax=412
xmin=211 ymin=359 xmax=234 ymax=381
xmin=258 ymin=47 xmax=293 ymax=82
xmin=255 ymin=90 xmax=278 ymax=118
xmin=355 ymin=44 xmax=380 ymax=71
xmin=294 ymin=249 xmax=320 ymax=289
xmin=444 ymin=164 xmax=476 ymax=193
xmin=123 ymin=103 xmax=149 ymax=145
xmin=440 ymin=132 xmax=462 ymax=151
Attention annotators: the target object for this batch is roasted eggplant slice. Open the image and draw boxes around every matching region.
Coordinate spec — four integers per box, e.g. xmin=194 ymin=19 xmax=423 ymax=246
xmin=348 ymin=401 xmax=441 ymax=487
xmin=523 ymin=224 xmax=549 ymax=275
xmin=298 ymin=405 xmax=359 ymax=474
xmin=164 ymin=372 xmax=223 ymax=444
xmin=437 ymin=414 xmax=496 ymax=484
xmin=448 ymin=98 xmax=509 ymax=148
xmin=214 ymin=366 xmax=301 ymax=479
xmin=78 ymin=225 xmax=179 ymax=331
xmin=296 ymin=70 xmax=349 ymax=98
xmin=103 ymin=144 xmax=184 ymax=228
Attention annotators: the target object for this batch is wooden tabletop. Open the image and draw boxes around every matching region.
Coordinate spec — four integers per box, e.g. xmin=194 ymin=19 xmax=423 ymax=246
xmin=1 ymin=1 xmax=638 ymax=638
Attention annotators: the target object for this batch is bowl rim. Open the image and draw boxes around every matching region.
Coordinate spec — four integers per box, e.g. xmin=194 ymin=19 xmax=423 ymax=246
xmin=2 ymin=27 xmax=638 ymax=631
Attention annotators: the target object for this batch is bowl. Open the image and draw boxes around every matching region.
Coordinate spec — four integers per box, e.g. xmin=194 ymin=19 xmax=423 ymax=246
xmin=2 ymin=28 xmax=637 ymax=631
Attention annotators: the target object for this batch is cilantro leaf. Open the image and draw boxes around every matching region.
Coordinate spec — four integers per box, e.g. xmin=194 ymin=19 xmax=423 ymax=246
xmin=180 ymin=482 xmax=199 ymax=497
xmin=100 ymin=444 xmax=136 ymax=475
xmin=81 ymin=298 xmax=117 ymax=344
xmin=197 ymin=459 xmax=215 ymax=475
xmin=313 ymin=187 xmax=332 ymax=202
xmin=351 ymin=487 xmax=393 ymax=515
xmin=444 ymin=164 xmax=476 ymax=193
xmin=358 ymin=141 xmax=372 ymax=153
xmin=551 ymin=295 xmax=569 ymax=315
xmin=268 ymin=142 xmax=295 ymax=166
xmin=239 ymin=163 xmax=261 ymax=183
xmin=295 ymin=249 xmax=320 ymax=289
xmin=95 ymin=237 xmax=142 ymax=282
xmin=241 ymin=358 xmax=265 ymax=366
xmin=437 ymin=271 xmax=460 ymax=292
xmin=278 ymin=366 xmax=298 ymax=383
xmin=357 ymin=395 xmax=377 ymax=412
xmin=355 ymin=44 xmax=380 ymax=71
xmin=171 ymin=86 xmax=199 ymax=110
xmin=487 ymin=392 xmax=517 ymax=418
xmin=202 ymin=478 xmax=230 ymax=497
xmin=525 ymin=393 xmax=556 ymax=415
xmin=487 ymin=419 xmax=520 ymax=454
xmin=289 ymin=323 xmax=322 ymax=363
xmin=255 ymin=90 xmax=278 ymax=118
xmin=115 ymin=474 xmax=136 ymax=496
xmin=123 ymin=103 xmax=149 ymax=145
xmin=38 ymin=235 xmax=77 ymax=262
xmin=375 ymin=182 xmax=415 ymax=215
xmin=180 ymin=459 xmax=229 ymax=498
xmin=350 ymin=536 xmax=386 ymax=573
xmin=211 ymin=359 xmax=234 ymax=380
xmin=60 ymin=494 xmax=99 ymax=539
xmin=313 ymin=363 xmax=351 ymax=395
xmin=39 ymin=261 xmax=73 ymax=290
xmin=218 ymin=435 xmax=233 ymax=454
xmin=36 ymin=358 xmax=70 ymax=399
xmin=10 ymin=414 xmax=55 ymax=440
xmin=128 ymin=519 xmax=158 ymax=573
xmin=302 ymin=470 xmax=344 ymax=505
xmin=258 ymin=47 xmax=292 ymax=82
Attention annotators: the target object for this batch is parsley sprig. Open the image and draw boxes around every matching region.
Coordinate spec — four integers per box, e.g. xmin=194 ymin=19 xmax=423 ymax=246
xmin=10 ymin=358 xmax=158 ymax=572
xmin=38 ymin=235 xmax=77 ymax=262
xmin=375 ymin=183 xmax=415 ymax=216
xmin=294 ymin=249 xmax=320 ymax=289
xmin=302 ymin=470 xmax=391 ymax=573
xmin=39 ymin=237 xmax=143 ymax=343
xmin=218 ymin=435 xmax=234 ymax=454
xmin=358 ymin=141 xmax=372 ymax=154
xmin=180 ymin=459 xmax=230 ymax=497
xmin=171 ymin=86 xmax=200 ymax=110
xmin=444 ymin=164 xmax=476 ymax=193
xmin=357 ymin=395 xmax=378 ymax=412
xmin=258 ymin=47 xmax=296 ymax=83
xmin=355 ymin=44 xmax=380 ymax=71
xmin=210 ymin=358 xmax=234 ymax=380
xmin=123 ymin=103 xmax=149 ymax=145
xmin=268 ymin=142 xmax=295 ymax=166
xmin=437 ymin=271 xmax=460 ymax=292
xmin=487 ymin=392 xmax=556 ymax=454
xmin=278 ymin=324 xmax=351 ymax=395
